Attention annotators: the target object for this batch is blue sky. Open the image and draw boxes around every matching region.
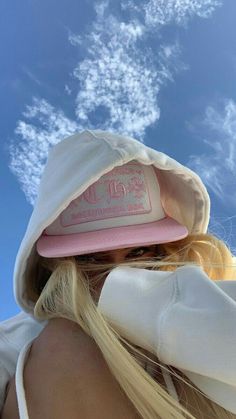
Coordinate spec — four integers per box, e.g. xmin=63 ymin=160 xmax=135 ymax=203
xmin=1 ymin=0 xmax=236 ymax=320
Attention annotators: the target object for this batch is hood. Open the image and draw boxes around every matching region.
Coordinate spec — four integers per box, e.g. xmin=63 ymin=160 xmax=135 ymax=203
xmin=13 ymin=129 xmax=210 ymax=312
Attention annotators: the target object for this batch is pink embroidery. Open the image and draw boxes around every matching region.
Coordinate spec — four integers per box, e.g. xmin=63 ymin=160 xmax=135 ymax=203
xmin=108 ymin=180 xmax=127 ymax=200
xmin=127 ymin=177 xmax=146 ymax=199
xmin=82 ymin=184 xmax=99 ymax=204
xmin=60 ymin=163 xmax=152 ymax=227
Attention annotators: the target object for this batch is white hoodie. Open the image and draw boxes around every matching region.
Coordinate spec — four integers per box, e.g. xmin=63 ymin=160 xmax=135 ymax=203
xmin=1 ymin=130 xmax=235 ymax=415
xmin=98 ymin=265 xmax=236 ymax=413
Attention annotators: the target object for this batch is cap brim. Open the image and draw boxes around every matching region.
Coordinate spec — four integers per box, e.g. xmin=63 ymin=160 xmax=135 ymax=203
xmin=36 ymin=217 xmax=188 ymax=258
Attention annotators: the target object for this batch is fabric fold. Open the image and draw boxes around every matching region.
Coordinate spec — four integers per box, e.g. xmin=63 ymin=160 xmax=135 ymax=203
xmin=98 ymin=265 xmax=236 ymax=413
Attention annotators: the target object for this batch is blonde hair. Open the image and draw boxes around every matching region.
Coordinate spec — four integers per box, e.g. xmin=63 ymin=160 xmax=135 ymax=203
xmin=27 ymin=233 xmax=236 ymax=419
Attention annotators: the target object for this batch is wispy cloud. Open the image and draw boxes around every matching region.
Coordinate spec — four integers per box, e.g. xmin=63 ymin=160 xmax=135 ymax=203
xmin=64 ymin=84 xmax=72 ymax=95
xmin=188 ymin=99 xmax=236 ymax=206
xmin=72 ymin=13 xmax=183 ymax=139
xmin=10 ymin=0 xmax=222 ymax=204
xmin=10 ymin=98 xmax=80 ymax=204
xmin=121 ymin=0 xmax=222 ymax=27
xmin=21 ymin=66 xmax=43 ymax=87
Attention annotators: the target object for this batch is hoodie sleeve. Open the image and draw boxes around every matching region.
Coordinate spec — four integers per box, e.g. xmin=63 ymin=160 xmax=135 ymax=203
xmin=98 ymin=265 xmax=236 ymax=413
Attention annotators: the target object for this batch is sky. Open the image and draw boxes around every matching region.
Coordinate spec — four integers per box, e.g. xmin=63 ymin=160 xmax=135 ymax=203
xmin=1 ymin=0 xmax=236 ymax=320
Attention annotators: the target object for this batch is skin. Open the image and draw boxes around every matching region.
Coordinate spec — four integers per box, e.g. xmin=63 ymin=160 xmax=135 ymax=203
xmin=79 ymin=245 xmax=157 ymax=264
xmin=81 ymin=245 xmax=158 ymax=298
xmin=1 ymin=246 xmax=158 ymax=419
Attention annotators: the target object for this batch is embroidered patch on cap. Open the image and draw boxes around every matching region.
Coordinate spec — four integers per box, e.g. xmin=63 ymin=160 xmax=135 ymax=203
xmin=60 ymin=163 xmax=152 ymax=227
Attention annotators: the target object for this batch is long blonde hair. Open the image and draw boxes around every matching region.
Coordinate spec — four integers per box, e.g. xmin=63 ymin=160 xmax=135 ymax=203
xmin=27 ymin=233 xmax=236 ymax=419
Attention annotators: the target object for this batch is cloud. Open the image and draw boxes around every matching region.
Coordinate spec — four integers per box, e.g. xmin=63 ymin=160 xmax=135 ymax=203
xmin=188 ymin=99 xmax=236 ymax=206
xmin=71 ymin=0 xmax=221 ymax=139
xmin=64 ymin=84 xmax=72 ymax=95
xmin=121 ymin=0 xmax=222 ymax=27
xmin=72 ymin=14 xmax=183 ymax=139
xmin=10 ymin=0 xmax=222 ymax=204
xmin=21 ymin=66 xmax=43 ymax=87
xmin=9 ymin=98 xmax=80 ymax=204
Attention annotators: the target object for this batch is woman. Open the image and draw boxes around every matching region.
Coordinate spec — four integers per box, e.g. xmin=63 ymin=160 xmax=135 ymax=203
xmin=1 ymin=129 xmax=236 ymax=418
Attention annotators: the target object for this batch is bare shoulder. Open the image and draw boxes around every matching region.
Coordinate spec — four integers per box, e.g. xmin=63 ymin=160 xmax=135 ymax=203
xmin=23 ymin=318 xmax=140 ymax=419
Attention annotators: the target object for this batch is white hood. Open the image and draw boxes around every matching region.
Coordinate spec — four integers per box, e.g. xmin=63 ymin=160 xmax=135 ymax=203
xmin=13 ymin=129 xmax=210 ymax=312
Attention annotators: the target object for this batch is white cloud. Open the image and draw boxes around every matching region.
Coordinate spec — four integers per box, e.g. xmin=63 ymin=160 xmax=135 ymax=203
xmin=10 ymin=98 xmax=80 ymax=204
xmin=21 ymin=66 xmax=43 ymax=87
xmin=72 ymin=17 xmax=179 ymax=139
xmin=65 ymin=84 xmax=72 ymax=95
xmin=10 ymin=0 xmax=222 ymax=204
xmin=68 ymin=32 xmax=83 ymax=47
xmin=71 ymin=4 xmax=186 ymax=140
xmin=121 ymin=0 xmax=222 ymax=27
xmin=188 ymin=99 xmax=236 ymax=206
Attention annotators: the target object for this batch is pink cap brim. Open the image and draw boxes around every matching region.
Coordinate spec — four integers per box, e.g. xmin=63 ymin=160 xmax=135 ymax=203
xmin=36 ymin=217 xmax=188 ymax=258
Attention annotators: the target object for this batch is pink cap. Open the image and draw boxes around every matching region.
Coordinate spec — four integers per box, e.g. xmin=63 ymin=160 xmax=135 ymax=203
xmin=36 ymin=162 xmax=188 ymax=257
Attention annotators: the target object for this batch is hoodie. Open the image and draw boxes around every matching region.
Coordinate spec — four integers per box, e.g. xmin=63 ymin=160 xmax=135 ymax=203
xmin=2 ymin=130 xmax=235 ymax=415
